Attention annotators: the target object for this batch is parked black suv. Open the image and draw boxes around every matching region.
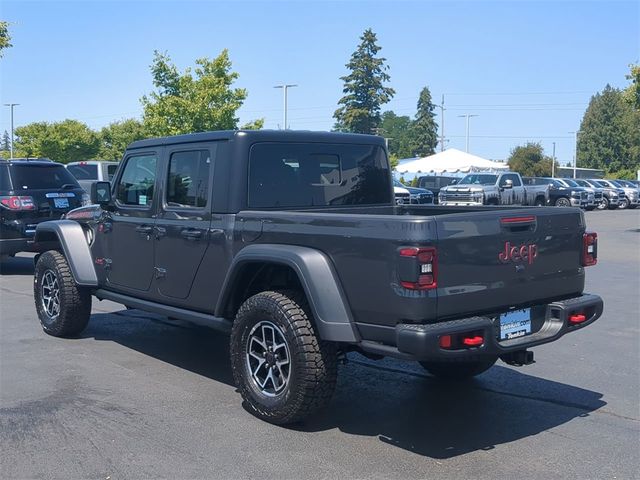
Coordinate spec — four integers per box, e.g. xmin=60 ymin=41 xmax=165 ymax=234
xmin=417 ymin=175 xmax=459 ymax=204
xmin=0 ymin=158 xmax=87 ymax=257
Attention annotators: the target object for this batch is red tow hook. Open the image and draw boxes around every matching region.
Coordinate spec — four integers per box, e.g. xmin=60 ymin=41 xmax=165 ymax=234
xmin=462 ymin=335 xmax=484 ymax=346
xmin=569 ymin=314 xmax=587 ymax=324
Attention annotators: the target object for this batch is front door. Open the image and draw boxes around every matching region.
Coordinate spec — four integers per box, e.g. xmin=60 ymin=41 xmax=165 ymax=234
xmin=105 ymin=151 xmax=159 ymax=292
xmin=154 ymin=145 xmax=215 ymax=300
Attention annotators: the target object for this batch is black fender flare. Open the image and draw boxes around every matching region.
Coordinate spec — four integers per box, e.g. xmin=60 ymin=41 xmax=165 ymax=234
xmin=216 ymin=244 xmax=359 ymax=343
xmin=34 ymin=220 xmax=98 ymax=287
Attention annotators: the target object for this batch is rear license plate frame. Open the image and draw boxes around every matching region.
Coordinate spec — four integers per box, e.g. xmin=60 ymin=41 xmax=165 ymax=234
xmin=499 ymin=308 xmax=531 ymax=340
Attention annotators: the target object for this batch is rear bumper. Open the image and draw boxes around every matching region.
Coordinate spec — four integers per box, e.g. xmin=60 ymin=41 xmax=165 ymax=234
xmin=0 ymin=238 xmax=35 ymax=255
xmin=369 ymin=294 xmax=603 ymax=361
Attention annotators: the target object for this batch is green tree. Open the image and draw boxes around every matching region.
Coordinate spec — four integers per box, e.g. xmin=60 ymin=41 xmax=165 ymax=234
xmin=14 ymin=120 xmax=100 ymax=163
xmin=410 ymin=87 xmax=439 ymax=157
xmin=333 ymin=29 xmax=395 ymax=134
xmin=380 ymin=111 xmax=412 ymax=159
xmin=0 ymin=130 xmax=10 ymax=152
xmin=141 ymin=50 xmax=256 ymax=136
xmin=240 ymin=118 xmax=265 ymax=130
xmin=0 ymin=21 xmax=12 ymax=57
xmin=507 ymin=142 xmax=556 ymax=176
xmin=577 ymin=84 xmax=639 ymax=173
xmin=98 ymin=118 xmax=147 ymax=160
xmin=623 ymin=63 xmax=640 ymax=111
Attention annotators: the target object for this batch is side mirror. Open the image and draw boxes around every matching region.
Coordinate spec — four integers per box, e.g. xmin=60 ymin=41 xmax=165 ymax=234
xmin=503 ymin=179 xmax=513 ymax=189
xmin=91 ymin=181 xmax=112 ymax=206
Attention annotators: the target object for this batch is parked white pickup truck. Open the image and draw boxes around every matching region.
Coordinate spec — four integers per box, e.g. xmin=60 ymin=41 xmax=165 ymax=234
xmin=65 ymin=161 xmax=119 ymax=193
xmin=439 ymin=172 xmax=548 ymax=207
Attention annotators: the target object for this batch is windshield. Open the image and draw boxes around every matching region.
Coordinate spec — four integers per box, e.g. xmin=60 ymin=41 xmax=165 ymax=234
xmin=393 ymin=179 xmax=403 ymax=187
xmin=562 ymin=178 xmax=580 ymax=187
xmin=609 ymin=180 xmax=624 ymax=188
xmin=595 ymin=180 xmax=610 ymax=188
xmin=458 ymin=174 xmax=498 ymax=185
xmin=616 ymin=180 xmax=634 ymax=188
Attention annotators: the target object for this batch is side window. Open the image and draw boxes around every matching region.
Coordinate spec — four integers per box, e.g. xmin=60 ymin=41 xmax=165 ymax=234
xmin=107 ymin=164 xmax=118 ymax=180
xmin=500 ymin=174 xmax=520 ymax=187
xmin=116 ymin=154 xmax=157 ymax=207
xmin=166 ymin=150 xmax=211 ymax=208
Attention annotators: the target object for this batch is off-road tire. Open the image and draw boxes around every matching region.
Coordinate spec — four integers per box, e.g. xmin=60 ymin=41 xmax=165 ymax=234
xmin=230 ymin=290 xmax=338 ymax=425
xmin=34 ymin=250 xmax=91 ymax=337
xmin=419 ymin=357 xmax=498 ymax=380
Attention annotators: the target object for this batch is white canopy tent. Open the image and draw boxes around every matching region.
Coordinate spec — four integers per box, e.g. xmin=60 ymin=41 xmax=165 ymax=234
xmin=396 ymin=148 xmax=509 ymax=174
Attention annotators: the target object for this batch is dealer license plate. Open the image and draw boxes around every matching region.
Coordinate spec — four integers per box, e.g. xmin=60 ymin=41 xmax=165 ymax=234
xmin=53 ymin=198 xmax=69 ymax=209
xmin=500 ymin=309 xmax=531 ymax=340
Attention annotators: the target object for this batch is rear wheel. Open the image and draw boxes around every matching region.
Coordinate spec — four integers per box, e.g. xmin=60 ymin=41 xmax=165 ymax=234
xmin=34 ymin=250 xmax=91 ymax=337
xmin=534 ymin=197 xmax=545 ymax=206
xmin=419 ymin=357 xmax=498 ymax=380
xmin=230 ymin=290 xmax=337 ymax=424
xmin=554 ymin=197 xmax=571 ymax=207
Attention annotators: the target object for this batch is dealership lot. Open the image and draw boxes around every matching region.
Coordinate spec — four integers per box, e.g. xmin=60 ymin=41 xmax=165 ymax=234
xmin=1 ymin=210 xmax=638 ymax=479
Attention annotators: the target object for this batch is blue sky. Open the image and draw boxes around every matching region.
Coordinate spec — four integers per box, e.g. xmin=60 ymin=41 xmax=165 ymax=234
xmin=1 ymin=0 xmax=638 ymax=163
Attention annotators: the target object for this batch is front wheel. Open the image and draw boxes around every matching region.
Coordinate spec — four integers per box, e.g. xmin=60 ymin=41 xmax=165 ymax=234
xmin=619 ymin=197 xmax=629 ymax=209
xmin=34 ymin=250 xmax=92 ymax=337
xmin=230 ymin=291 xmax=337 ymax=425
xmin=598 ymin=197 xmax=609 ymax=210
xmin=554 ymin=197 xmax=571 ymax=207
xmin=419 ymin=357 xmax=498 ymax=380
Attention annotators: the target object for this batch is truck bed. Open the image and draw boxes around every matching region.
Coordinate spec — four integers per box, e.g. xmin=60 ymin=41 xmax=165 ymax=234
xmin=237 ymin=204 xmax=587 ymax=344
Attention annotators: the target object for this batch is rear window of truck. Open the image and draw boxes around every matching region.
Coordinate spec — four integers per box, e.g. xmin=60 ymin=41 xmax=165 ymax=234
xmin=67 ymin=164 xmax=98 ymax=180
xmin=248 ymin=143 xmax=392 ymax=208
xmin=9 ymin=164 xmax=80 ymax=190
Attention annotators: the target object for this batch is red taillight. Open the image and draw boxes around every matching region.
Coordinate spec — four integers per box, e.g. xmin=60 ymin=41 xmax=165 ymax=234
xmin=0 ymin=195 xmax=36 ymax=211
xmin=399 ymin=246 xmax=437 ymax=290
xmin=582 ymin=232 xmax=597 ymax=266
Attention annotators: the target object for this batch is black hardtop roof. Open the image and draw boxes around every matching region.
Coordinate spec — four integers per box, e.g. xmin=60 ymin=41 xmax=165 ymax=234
xmin=127 ymin=130 xmax=386 ymax=150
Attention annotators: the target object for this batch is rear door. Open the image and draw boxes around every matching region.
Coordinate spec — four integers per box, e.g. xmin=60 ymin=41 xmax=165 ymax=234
xmin=435 ymin=208 xmax=585 ymax=319
xmin=153 ymin=144 xmax=215 ymax=300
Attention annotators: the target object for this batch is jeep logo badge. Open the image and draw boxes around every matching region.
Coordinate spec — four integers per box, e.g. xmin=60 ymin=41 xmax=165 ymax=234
xmin=499 ymin=241 xmax=538 ymax=265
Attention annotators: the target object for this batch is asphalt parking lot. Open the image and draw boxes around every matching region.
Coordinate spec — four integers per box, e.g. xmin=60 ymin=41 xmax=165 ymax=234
xmin=1 ymin=209 xmax=638 ymax=479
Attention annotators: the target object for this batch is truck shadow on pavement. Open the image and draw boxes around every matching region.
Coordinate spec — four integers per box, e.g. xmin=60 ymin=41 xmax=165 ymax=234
xmin=84 ymin=311 xmax=606 ymax=460
xmin=300 ymin=355 xmax=607 ymax=459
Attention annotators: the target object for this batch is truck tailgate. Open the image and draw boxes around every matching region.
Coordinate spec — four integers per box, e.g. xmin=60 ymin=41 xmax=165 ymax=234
xmin=435 ymin=208 xmax=586 ymax=319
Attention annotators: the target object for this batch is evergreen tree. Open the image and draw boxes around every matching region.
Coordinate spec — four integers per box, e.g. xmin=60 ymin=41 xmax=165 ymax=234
xmin=333 ymin=29 xmax=395 ymax=134
xmin=0 ymin=130 xmax=10 ymax=152
xmin=577 ymin=84 xmax=639 ymax=173
xmin=410 ymin=87 xmax=439 ymax=157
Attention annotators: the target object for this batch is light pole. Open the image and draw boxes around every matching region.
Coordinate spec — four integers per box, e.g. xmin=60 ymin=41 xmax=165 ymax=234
xmin=569 ymin=131 xmax=580 ymax=178
xmin=436 ymin=94 xmax=446 ymax=152
xmin=273 ymin=84 xmax=297 ymax=130
xmin=458 ymin=114 xmax=478 ymax=153
xmin=3 ymin=103 xmax=19 ymax=159
xmin=552 ymin=141 xmax=556 ymax=178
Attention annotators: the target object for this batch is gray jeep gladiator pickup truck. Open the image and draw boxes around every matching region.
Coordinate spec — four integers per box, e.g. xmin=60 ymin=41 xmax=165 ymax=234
xmin=32 ymin=130 xmax=603 ymax=425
